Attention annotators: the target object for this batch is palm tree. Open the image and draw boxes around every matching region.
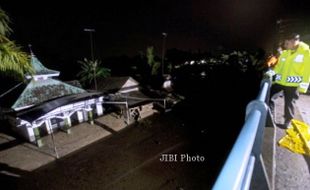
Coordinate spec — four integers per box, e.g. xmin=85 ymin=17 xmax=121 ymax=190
xmin=146 ymin=46 xmax=161 ymax=76
xmin=0 ymin=7 xmax=32 ymax=79
xmin=77 ymin=58 xmax=111 ymax=90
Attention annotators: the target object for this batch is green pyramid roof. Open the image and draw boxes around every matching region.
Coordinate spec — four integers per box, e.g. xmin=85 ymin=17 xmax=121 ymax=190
xmin=26 ymin=53 xmax=60 ymax=78
xmin=12 ymin=53 xmax=86 ymax=111
xmin=12 ymin=78 xmax=86 ymax=110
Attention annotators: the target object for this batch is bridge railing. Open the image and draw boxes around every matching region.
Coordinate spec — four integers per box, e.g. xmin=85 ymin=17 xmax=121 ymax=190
xmin=212 ymin=77 xmax=273 ymax=190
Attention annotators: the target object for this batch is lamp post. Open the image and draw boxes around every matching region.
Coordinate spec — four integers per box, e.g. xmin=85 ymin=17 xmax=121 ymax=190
xmin=84 ymin=28 xmax=96 ymax=61
xmin=161 ymin=32 xmax=167 ymax=76
xmin=84 ymin=28 xmax=98 ymax=90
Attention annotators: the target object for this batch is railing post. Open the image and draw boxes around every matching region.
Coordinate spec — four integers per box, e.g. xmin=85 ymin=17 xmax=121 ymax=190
xmin=241 ymin=155 xmax=255 ymax=190
xmin=247 ymin=80 xmax=272 ymax=190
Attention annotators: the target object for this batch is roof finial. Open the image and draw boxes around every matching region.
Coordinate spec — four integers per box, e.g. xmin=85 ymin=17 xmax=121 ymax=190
xmin=28 ymin=44 xmax=34 ymax=56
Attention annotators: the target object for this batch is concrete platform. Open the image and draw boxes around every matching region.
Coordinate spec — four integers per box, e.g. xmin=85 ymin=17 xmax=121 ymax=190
xmin=274 ymin=94 xmax=310 ymax=190
xmin=0 ymin=122 xmax=111 ymax=171
xmin=296 ymin=94 xmax=310 ymax=125
xmin=95 ymin=114 xmax=128 ymax=132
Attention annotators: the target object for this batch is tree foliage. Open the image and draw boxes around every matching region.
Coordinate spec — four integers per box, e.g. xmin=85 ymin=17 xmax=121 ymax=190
xmin=77 ymin=58 xmax=111 ymax=89
xmin=0 ymin=7 xmax=32 ymax=79
xmin=0 ymin=7 xmax=11 ymax=36
xmin=146 ymin=46 xmax=161 ymax=75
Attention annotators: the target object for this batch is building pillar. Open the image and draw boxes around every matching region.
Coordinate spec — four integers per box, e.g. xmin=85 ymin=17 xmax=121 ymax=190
xmin=86 ymin=107 xmax=94 ymax=125
xmin=67 ymin=116 xmax=72 ymax=127
xmin=45 ymin=120 xmax=52 ymax=134
xmin=96 ymin=103 xmax=103 ymax=116
xmin=26 ymin=124 xmax=36 ymax=142
xmin=63 ymin=116 xmax=72 ymax=134
xmin=77 ymin=111 xmax=84 ymax=123
xmin=83 ymin=110 xmax=88 ymax=121
xmin=32 ymin=123 xmax=43 ymax=147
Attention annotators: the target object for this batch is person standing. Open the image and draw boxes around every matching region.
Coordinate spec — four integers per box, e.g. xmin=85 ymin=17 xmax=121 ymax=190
xmin=267 ymin=33 xmax=310 ymax=128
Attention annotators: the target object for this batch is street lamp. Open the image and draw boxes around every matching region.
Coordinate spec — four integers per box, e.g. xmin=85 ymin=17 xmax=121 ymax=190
xmin=84 ymin=28 xmax=96 ymax=61
xmin=83 ymin=28 xmax=98 ymax=90
xmin=161 ymin=32 xmax=167 ymax=76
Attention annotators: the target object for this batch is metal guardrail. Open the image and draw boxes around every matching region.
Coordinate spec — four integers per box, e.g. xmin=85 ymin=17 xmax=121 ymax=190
xmin=212 ymin=77 xmax=273 ymax=190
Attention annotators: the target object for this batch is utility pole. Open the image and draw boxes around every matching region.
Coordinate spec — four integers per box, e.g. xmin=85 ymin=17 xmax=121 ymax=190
xmin=84 ymin=28 xmax=98 ymax=90
xmin=161 ymin=32 xmax=167 ymax=76
xmin=84 ymin=28 xmax=96 ymax=61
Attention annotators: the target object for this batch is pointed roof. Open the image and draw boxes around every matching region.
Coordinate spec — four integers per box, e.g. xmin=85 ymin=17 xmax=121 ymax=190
xmin=12 ymin=78 xmax=86 ymax=111
xmin=25 ymin=48 xmax=60 ymax=79
xmin=0 ymin=50 xmax=86 ymax=111
xmin=95 ymin=76 xmax=139 ymax=93
xmin=30 ymin=55 xmax=60 ymax=76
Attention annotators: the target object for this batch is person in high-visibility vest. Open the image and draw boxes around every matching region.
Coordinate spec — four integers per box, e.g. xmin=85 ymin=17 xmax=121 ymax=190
xmin=266 ymin=33 xmax=310 ymax=128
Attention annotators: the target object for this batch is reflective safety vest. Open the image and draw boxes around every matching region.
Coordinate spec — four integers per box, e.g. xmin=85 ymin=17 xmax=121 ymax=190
xmin=273 ymin=41 xmax=310 ymax=93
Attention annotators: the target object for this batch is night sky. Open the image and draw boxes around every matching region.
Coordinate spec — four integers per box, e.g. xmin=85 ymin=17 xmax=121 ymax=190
xmin=1 ymin=0 xmax=310 ymax=78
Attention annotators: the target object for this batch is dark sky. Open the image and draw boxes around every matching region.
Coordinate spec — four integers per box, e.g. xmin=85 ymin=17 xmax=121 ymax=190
xmin=1 ymin=0 xmax=310 ymax=66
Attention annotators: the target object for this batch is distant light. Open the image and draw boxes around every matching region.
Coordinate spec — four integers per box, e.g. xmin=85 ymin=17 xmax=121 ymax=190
xmin=163 ymin=80 xmax=173 ymax=92
xmin=190 ymin=61 xmax=195 ymax=65
xmin=162 ymin=32 xmax=167 ymax=36
xmin=200 ymin=71 xmax=206 ymax=77
xmin=84 ymin=28 xmax=95 ymax=32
